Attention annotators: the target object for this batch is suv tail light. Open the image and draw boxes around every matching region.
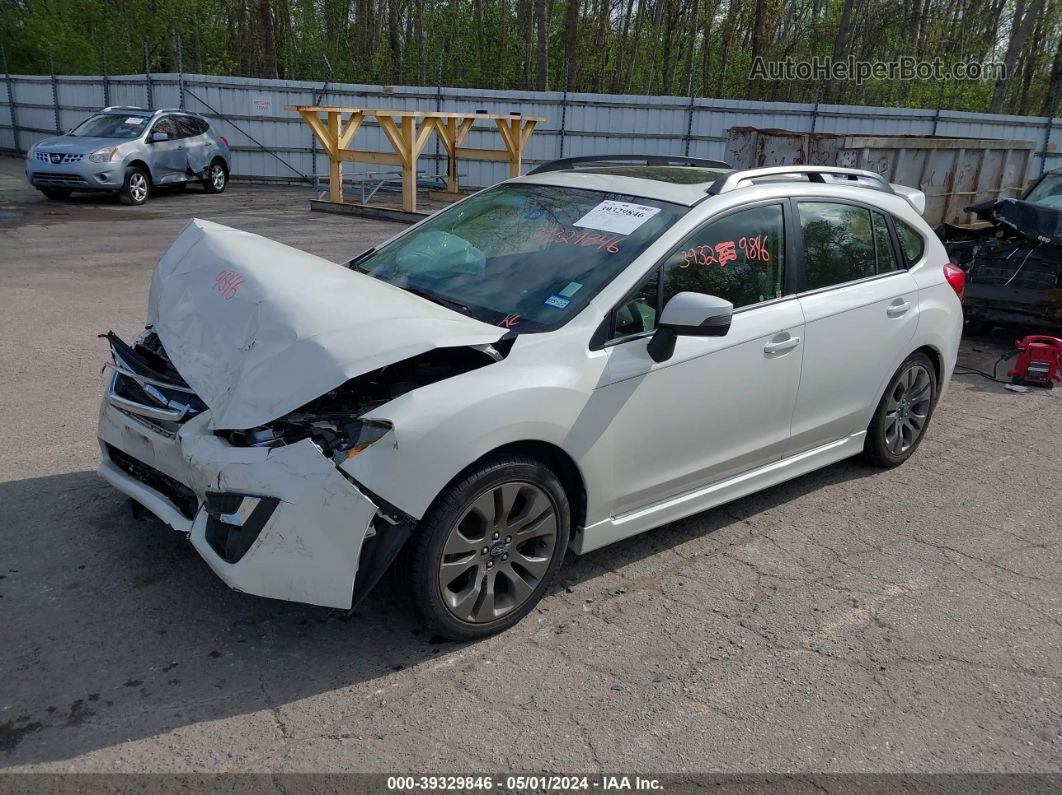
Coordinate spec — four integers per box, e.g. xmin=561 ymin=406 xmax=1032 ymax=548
xmin=943 ymin=263 xmax=965 ymax=302
xmin=220 ymin=135 xmax=229 ymax=147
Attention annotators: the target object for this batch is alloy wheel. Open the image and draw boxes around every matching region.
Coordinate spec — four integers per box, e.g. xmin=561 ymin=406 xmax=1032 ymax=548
xmin=129 ymin=172 xmax=148 ymax=203
xmin=438 ymin=481 xmax=558 ymax=624
xmin=884 ymin=363 xmax=932 ymax=455
xmin=211 ymin=164 xmax=225 ymax=190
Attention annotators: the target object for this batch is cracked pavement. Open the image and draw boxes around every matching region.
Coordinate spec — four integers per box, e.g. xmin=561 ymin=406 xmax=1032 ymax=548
xmin=0 ymin=156 xmax=1060 ymax=772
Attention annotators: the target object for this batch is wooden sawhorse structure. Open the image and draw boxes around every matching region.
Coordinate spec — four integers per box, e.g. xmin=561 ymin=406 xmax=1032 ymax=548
xmin=290 ymin=107 xmax=543 ymax=213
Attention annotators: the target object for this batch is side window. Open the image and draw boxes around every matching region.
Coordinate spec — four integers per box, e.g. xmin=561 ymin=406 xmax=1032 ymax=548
xmin=612 ymin=270 xmax=660 ymax=339
xmin=895 ymin=219 xmax=925 ymax=264
xmin=798 ymin=202 xmax=876 ymax=290
xmin=151 ymin=116 xmax=177 ymax=139
xmin=872 ymin=211 xmax=901 ymax=273
xmin=175 ymin=116 xmax=201 ymax=138
xmin=660 ymin=204 xmax=786 ymax=310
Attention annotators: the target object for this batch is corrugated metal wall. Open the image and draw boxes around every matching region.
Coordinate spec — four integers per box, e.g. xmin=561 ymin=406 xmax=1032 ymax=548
xmin=2 ymin=71 xmax=1059 ymax=192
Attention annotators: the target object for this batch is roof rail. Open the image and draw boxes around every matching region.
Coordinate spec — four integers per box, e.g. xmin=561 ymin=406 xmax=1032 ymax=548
xmin=101 ymin=105 xmax=148 ymax=112
xmin=528 ymin=154 xmax=731 ymax=175
xmin=707 ymin=166 xmax=895 ymax=196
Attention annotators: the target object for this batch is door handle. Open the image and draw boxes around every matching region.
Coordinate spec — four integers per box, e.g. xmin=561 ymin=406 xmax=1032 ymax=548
xmin=886 ymin=300 xmax=911 ymax=317
xmin=764 ymin=336 xmax=800 ymax=354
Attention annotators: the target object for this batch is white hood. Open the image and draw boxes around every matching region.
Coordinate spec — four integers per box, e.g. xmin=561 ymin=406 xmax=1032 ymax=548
xmin=147 ymin=219 xmax=505 ymax=430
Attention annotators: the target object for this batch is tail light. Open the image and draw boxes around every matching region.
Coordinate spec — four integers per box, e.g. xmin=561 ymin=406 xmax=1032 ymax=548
xmin=220 ymin=136 xmax=229 ymax=147
xmin=943 ymin=263 xmax=965 ymax=302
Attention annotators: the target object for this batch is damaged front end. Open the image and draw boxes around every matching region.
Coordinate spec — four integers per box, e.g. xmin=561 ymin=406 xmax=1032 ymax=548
xmin=938 ymin=198 xmax=1062 ymax=330
xmin=99 ymin=329 xmax=504 ymax=611
xmin=97 ymin=218 xmax=512 ymax=609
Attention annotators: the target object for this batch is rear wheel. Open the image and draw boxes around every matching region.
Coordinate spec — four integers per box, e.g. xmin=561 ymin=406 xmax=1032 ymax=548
xmin=118 ymin=167 xmax=150 ymax=205
xmin=202 ymin=160 xmax=227 ymax=194
xmin=403 ymin=456 xmax=570 ymax=640
xmin=39 ymin=188 xmax=70 ymax=200
xmin=863 ymin=352 xmax=938 ymax=467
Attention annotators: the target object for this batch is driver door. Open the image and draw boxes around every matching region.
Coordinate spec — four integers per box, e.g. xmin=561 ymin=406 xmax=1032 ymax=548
xmin=596 ymin=202 xmax=805 ymax=516
xmin=146 ymin=116 xmax=184 ymax=183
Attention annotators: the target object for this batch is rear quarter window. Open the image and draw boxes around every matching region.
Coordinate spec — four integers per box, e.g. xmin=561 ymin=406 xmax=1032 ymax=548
xmin=895 ymin=219 xmax=925 ymax=264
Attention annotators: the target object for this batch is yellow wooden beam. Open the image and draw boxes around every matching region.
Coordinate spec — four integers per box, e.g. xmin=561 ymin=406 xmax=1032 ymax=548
xmin=400 ymin=116 xmax=417 ymax=212
xmin=298 ymin=110 xmax=336 ymax=158
xmin=455 ymin=147 xmax=511 ymax=162
xmin=338 ymin=111 xmax=365 ymax=150
xmin=338 ymin=150 xmax=404 ymax=166
xmin=376 ymin=114 xmax=410 ymax=166
xmin=520 ymin=119 xmax=537 ymax=149
xmin=327 ymin=111 xmax=343 ymax=202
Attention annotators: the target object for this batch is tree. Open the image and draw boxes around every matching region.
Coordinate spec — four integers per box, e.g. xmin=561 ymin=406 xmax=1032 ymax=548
xmin=989 ymin=0 xmax=1046 ymax=113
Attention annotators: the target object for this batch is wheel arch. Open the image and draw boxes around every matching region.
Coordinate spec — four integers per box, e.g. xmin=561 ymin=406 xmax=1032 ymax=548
xmin=425 ymin=439 xmax=587 ymax=541
xmin=126 ymin=159 xmax=153 ymax=184
xmin=913 ymin=343 xmax=944 ymax=387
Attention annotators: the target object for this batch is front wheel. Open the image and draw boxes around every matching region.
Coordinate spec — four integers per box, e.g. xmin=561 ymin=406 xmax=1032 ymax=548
xmin=118 ymin=167 xmax=150 ymax=205
xmin=202 ymin=160 xmax=227 ymax=194
xmin=403 ymin=456 xmax=570 ymax=640
xmin=863 ymin=352 xmax=938 ymax=467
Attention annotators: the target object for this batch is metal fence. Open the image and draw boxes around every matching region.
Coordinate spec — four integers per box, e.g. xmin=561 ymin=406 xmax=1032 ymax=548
xmin=2 ymin=69 xmax=1059 ymax=193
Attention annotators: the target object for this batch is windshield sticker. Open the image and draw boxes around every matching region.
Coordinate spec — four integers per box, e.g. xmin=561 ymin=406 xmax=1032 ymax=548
xmin=574 ymin=201 xmax=662 ymax=235
xmin=559 ymin=281 xmax=582 ymax=297
xmin=123 ymin=117 xmax=148 ymax=126
xmin=498 ymin=313 xmax=521 ymax=328
xmin=530 ymin=225 xmax=622 ymax=253
xmin=681 ymin=235 xmax=772 ymax=269
xmin=544 ymin=295 xmax=571 ymax=309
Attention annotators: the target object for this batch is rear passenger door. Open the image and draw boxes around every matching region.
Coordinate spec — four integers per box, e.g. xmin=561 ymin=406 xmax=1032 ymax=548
xmin=176 ymin=115 xmax=210 ymax=176
xmin=788 ymin=200 xmax=919 ymax=454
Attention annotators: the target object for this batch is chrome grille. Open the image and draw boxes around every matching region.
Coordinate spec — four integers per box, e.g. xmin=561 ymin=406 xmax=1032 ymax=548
xmin=35 ymin=152 xmax=83 ymax=164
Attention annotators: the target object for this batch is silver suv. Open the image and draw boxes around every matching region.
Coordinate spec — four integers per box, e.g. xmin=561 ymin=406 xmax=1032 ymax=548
xmin=25 ymin=106 xmax=232 ymax=205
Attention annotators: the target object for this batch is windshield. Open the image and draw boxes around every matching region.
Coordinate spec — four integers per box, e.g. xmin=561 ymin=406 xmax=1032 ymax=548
xmin=353 ymin=184 xmax=687 ymax=332
xmin=1024 ymin=174 xmax=1062 ymax=208
xmin=69 ymin=113 xmax=150 ymax=139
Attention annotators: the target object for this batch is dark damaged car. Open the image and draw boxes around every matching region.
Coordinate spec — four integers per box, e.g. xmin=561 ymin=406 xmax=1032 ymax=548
xmin=938 ymin=169 xmax=1062 ymax=330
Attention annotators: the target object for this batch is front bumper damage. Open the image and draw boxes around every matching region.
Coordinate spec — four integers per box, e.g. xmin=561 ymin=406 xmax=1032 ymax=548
xmin=98 ymin=385 xmax=386 ymax=610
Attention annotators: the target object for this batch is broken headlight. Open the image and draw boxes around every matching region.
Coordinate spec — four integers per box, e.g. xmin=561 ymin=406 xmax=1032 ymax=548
xmin=224 ymin=417 xmax=393 ymax=464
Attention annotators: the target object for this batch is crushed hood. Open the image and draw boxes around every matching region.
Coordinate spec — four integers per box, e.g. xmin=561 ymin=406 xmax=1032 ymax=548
xmin=148 ymin=219 xmax=505 ymax=430
xmin=965 ymin=198 xmax=1062 ymax=247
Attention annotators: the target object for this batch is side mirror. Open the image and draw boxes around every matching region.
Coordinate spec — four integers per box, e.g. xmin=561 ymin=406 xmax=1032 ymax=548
xmin=150 ymin=131 xmax=170 ymax=143
xmin=646 ymin=292 xmax=733 ymax=363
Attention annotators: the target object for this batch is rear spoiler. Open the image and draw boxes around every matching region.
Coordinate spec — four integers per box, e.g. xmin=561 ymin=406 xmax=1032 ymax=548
xmin=891 ymin=184 xmax=926 ymax=216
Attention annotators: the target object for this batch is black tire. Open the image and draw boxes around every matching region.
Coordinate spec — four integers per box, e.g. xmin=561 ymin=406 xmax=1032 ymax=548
xmin=118 ymin=166 xmax=150 ymax=205
xmin=863 ymin=352 xmax=938 ymax=468
xmin=39 ymin=188 xmax=70 ymax=200
xmin=402 ymin=456 xmax=570 ymax=640
xmin=202 ymin=159 xmax=227 ymax=194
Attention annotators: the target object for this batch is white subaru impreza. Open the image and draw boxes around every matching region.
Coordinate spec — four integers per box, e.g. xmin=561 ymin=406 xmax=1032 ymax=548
xmin=97 ymin=158 xmax=964 ymax=639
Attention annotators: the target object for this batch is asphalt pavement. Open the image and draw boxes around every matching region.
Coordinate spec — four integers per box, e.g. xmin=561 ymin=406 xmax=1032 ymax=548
xmin=1 ymin=156 xmax=1059 ymax=773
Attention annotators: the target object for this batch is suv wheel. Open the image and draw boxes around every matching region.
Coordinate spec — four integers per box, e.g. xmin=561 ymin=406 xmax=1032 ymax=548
xmin=863 ymin=352 xmax=938 ymax=467
xmin=40 ymin=188 xmax=71 ymax=200
xmin=403 ymin=456 xmax=570 ymax=640
xmin=119 ymin=167 xmax=150 ymax=205
xmin=203 ymin=160 xmax=227 ymax=193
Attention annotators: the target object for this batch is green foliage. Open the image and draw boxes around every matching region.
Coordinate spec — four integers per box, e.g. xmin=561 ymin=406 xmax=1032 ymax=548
xmin=0 ymin=0 xmax=1058 ymax=115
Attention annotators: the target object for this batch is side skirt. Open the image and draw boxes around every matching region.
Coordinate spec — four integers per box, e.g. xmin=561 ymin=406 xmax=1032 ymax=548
xmin=574 ymin=432 xmax=866 ymax=554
